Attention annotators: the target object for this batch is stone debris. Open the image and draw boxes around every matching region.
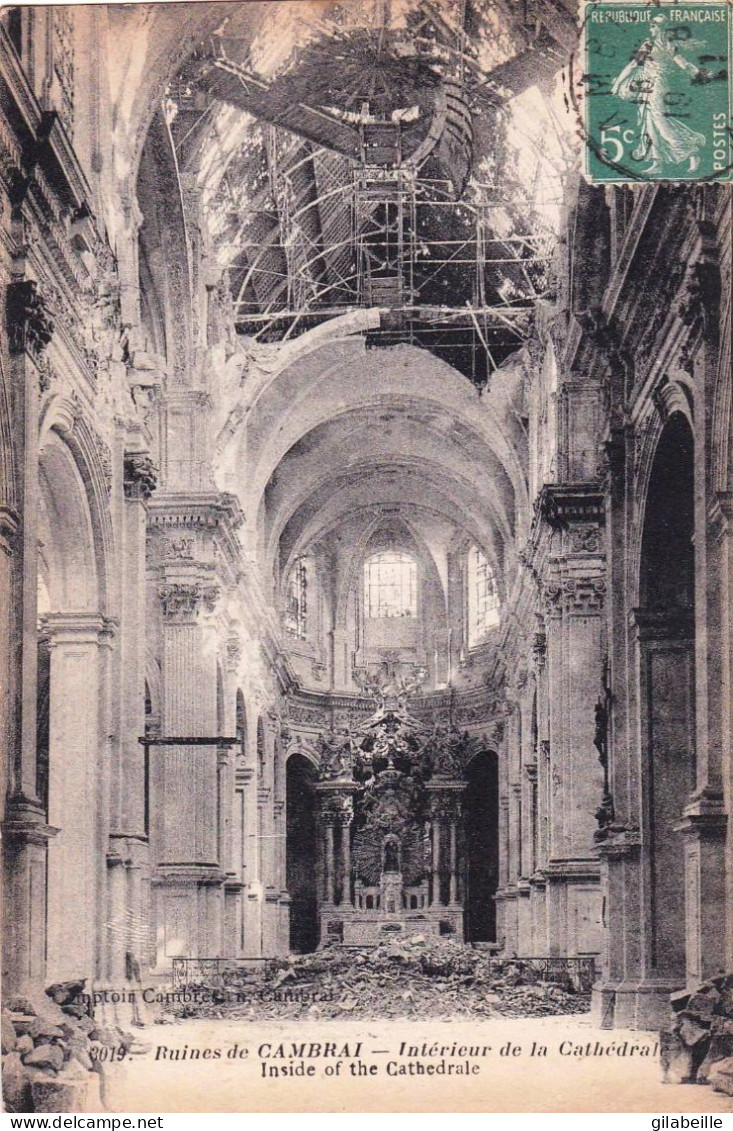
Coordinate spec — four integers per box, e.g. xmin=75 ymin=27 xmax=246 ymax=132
xmin=1 ymin=982 xmax=129 ymax=1114
xmin=709 ymin=1057 xmax=733 ymax=1097
xmin=162 ymin=940 xmax=590 ymax=1023
xmin=661 ymin=974 xmax=733 ymax=1089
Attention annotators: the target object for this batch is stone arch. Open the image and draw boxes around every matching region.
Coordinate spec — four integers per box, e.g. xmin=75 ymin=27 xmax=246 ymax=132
xmin=634 ymin=411 xmax=696 ymax=986
xmin=285 ymin=735 xmax=320 ymax=772
xmin=39 ymin=395 xmax=115 ymax=613
xmin=36 ymin=422 xmax=110 ymax=983
xmin=334 ymin=512 xmax=447 ymax=629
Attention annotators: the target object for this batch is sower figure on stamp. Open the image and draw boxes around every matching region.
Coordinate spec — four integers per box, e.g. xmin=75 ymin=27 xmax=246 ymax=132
xmin=611 ymin=13 xmax=713 ymax=173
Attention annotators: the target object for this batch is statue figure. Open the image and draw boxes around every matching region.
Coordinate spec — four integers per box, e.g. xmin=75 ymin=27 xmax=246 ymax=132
xmin=318 ymin=728 xmax=353 ymax=779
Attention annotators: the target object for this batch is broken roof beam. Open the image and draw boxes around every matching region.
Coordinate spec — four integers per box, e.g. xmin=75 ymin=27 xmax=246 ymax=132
xmin=195 ymin=54 xmax=363 ymax=161
xmin=474 ymin=32 xmax=566 ymax=97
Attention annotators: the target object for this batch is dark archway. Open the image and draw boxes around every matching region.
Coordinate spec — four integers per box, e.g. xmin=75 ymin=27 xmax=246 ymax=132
xmin=463 ymin=750 xmax=499 ymax=943
xmin=637 ymin=412 xmax=696 ymax=980
xmin=286 ymin=754 xmax=319 ymax=953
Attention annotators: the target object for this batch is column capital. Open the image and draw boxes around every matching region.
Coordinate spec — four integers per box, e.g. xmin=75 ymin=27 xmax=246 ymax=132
xmin=40 ymin=611 xmax=109 ymax=646
xmin=543 ymin=575 xmax=607 ymax=616
xmin=157 ymin=581 xmax=220 ymax=622
xmin=124 ymin=451 xmax=157 ymax=502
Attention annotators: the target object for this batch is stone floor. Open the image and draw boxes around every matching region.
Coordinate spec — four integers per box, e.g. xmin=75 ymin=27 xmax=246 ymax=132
xmin=102 ymin=1014 xmax=733 ymax=1113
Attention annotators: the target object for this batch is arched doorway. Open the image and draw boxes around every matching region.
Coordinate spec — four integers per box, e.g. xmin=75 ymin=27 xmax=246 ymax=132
xmin=463 ymin=750 xmax=499 ymax=942
xmin=286 ymin=754 xmax=318 ymax=952
xmin=637 ymin=412 xmax=696 ymax=982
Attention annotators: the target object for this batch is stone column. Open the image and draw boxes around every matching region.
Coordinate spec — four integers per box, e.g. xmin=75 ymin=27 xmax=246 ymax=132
xmin=152 ymin=579 xmax=223 ymax=968
xmin=3 ymin=292 xmax=54 ymax=991
xmin=449 ymin=818 xmax=458 ymax=905
xmin=324 ymin=820 xmax=335 ymax=905
xmin=541 ymin=488 xmax=605 ymax=959
xmin=238 ymin=764 xmax=259 ymax=956
xmin=708 ymin=494 xmax=733 ymax=971
xmin=105 ymin=449 xmax=156 ymax=980
xmin=341 ymin=813 xmax=353 ymax=907
xmin=222 ymin=637 xmax=245 ymax=958
xmin=44 ymin=612 xmax=108 ymax=982
xmin=590 ymin=429 xmax=647 ymax=1027
xmin=430 ymin=816 xmax=441 ymax=906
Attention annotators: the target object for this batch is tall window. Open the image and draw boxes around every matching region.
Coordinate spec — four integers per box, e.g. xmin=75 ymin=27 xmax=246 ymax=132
xmin=468 ymin=545 xmax=500 ymax=645
xmin=285 ymin=557 xmax=307 ymax=637
xmin=364 ymin=552 xmax=417 ymax=619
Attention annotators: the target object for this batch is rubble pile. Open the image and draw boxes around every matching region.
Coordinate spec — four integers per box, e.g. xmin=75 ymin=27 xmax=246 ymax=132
xmin=1 ymin=982 xmax=127 ymax=1113
xmin=660 ymin=975 xmax=733 ymax=1095
xmin=164 ymin=938 xmax=591 ymax=1022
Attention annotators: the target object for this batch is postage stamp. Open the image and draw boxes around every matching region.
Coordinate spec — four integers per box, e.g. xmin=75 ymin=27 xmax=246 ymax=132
xmin=580 ymin=1 xmax=732 ymax=183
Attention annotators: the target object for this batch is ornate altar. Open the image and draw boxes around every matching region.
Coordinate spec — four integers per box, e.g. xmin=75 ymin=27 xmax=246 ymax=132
xmin=313 ymin=663 xmax=478 ymax=946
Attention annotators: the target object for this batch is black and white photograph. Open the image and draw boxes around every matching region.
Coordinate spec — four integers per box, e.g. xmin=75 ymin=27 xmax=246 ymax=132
xmin=0 ymin=0 xmax=731 ymax=1116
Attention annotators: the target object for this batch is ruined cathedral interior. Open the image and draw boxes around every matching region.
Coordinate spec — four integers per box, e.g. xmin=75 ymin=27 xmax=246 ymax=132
xmin=0 ymin=0 xmax=731 ymax=1039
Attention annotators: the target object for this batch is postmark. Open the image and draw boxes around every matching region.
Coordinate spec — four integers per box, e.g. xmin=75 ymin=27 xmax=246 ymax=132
xmin=577 ymin=0 xmax=732 ymax=183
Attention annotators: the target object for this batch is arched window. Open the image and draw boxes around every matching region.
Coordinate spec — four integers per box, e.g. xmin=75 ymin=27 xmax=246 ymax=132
xmin=285 ymin=557 xmax=307 ymax=637
xmin=364 ymin=551 xmax=417 ymax=619
xmin=467 ymin=546 xmax=500 ymax=646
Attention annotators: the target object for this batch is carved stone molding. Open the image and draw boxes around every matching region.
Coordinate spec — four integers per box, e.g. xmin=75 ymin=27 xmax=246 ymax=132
xmin=157 ymin=582 xmax=213 ymax=622
xmin=567 ymin=524 xmax=603 ymax=555
xmin=165 ymin=536 xmax=195 ymax=560
xmin=6 ymin=279 xmax=54 ymax=357
xmin=124 ymin=451 xmax=157 ymax=501
xmin=708 ymin=492 xmax=732 ymax=543
xmin=544 ymin=576 xmax=606 ymax=616
xmin=91 ymin=428 xmax=113 ymax=494
xmin=226 ymin=634 xmax=243 ymax=672
xmin=563 ymin=576 xmax=606 ymax=614
xmin=531 ymin=616 xmax=547 ymax=671
xmin=539 ymin=484 xmax=605 ymax=532
xmin=0 ymin=505 xmax=20 ymax=557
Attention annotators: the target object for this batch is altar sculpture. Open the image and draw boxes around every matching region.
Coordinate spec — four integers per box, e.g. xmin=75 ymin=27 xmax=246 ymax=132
xmin=314 ymin=664 xmax=479 ymax=945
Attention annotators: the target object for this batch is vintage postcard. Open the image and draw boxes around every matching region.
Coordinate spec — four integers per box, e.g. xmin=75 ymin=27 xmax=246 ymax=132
xmin=1 ymin=0 xmax=732 ymax=1117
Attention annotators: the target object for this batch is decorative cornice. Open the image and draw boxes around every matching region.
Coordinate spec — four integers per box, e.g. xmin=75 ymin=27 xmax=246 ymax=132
xmin=539 ymin=484 xmax=606 ymax=532
xmin=594 ymin=826 xmax=642 ymax=861
xmin=39 ymin=611 xmax=108 ymax=645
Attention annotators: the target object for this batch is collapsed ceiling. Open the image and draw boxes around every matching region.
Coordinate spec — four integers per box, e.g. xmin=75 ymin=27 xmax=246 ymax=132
xmin=163 ymin=0 xmax=576 ymax=386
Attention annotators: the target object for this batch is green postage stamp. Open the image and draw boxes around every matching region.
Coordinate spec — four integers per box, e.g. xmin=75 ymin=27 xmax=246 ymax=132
xmin=581 ymin=1 xmax=732 ymax=183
